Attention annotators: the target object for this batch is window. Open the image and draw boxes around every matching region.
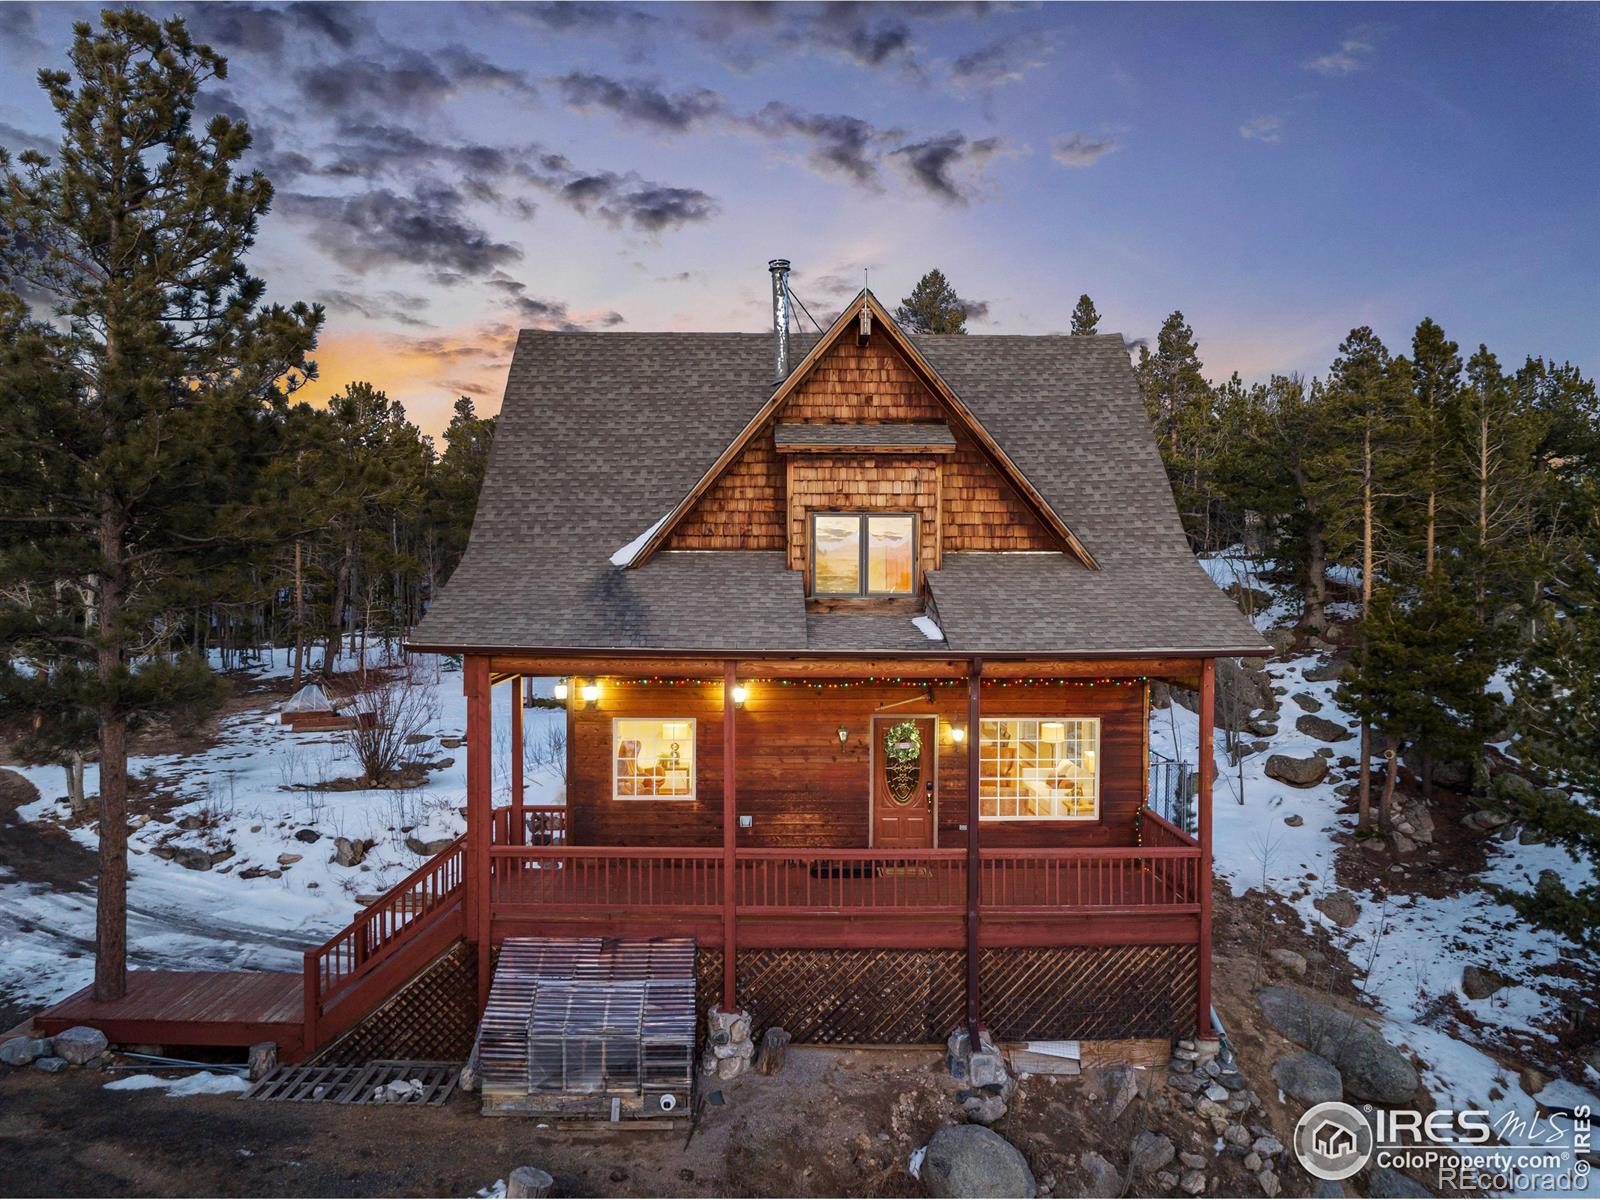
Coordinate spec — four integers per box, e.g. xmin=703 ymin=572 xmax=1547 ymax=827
xmin=978 ymin=718 xmax=1099 ymax=820
xmin=810 ymin=513 xmax=917 ymax=596
xmin=613 ymin=718 xmax=696 ymax=800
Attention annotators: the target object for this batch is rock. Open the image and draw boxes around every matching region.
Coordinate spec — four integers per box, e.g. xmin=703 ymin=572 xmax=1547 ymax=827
xmin=1272 ymin=1051 xmax=1342 ymax=1104
xmin=1155 ymin=1170 xmax=1179 ymax=1191
xmin=755 ymin=1026 xmax=790 ymax=1075
xmin=1461 ymin=965 xmax=1511 ymax=1000
xmin=1284 ymin=814 xmax=1304 ymax=827
xmin=1105 ymin=1066 xmax=1140 ymax=1120
xmin=1291 ymin=691 xmax=1323 ymax=713
xmin=1265 ymin=754 xmax=1329 ymax=787
xmin=1314 ymin=891 xmax=1360 ymax=928
xmin=920 ymin=1124 xmax=1037 ymax=1199
xmin=1296 ymin=714 xmax=1353 ymax=743
xmin=51 ymin=1026 xmax=108 ymax=1065
xmin=293 ymin=828 xmax=321 ymax=843
xmin=1265 ymin=629 xmax=1296 ymax=656
xmin=177 ymin=814 xmax=207 ymax=830
xmin=1519 ymin=1066 xmax=1549 ymax=1095
xmin=703 ymin=1005 xmax=754 ymax=1081
xmin=1302 ymin=659 xmax=1346 ymax=683
xmin=1268 ymin=948 xmax=1307 ymax=976
xmin=506 ymin=1166 xmax=554 ymax=1199
xmin=331 ymin=837 xmax=373 ymax=867
xmin=1258 ymin=1167 xmax=1280 ymax=1197
xmin=33 ymin=1055 xmax=69 ymax=1073
xmin=1365 ymin=1166 xmax=1434 ymax=1197
xmin=405 ymin=834 xmax=455 ymax=856
xmin=1195 ymin=1098 xmax=1228 ymax=1121
xmin=1461 ymin=808 xmax=1513 ymax=832
xmin=1179 ymin=1153 xmax=1207 ymax=1171
xmin=0 ymin=1036 xmax=52 ymax=1067
xmin=1180 ymin=1169 xmax=1207 ymax=1195
xmin=1129 ymin=1130 xmax=1175 ymax=1175
xmin=1253 ymin=1136 xmax=1284 ymax=1157
xmin=1245 ymin=1151 xmax=1262 ymax=1171
xmin=1225 ymin=1124 xmax=1253 ymax=1149
xmin=276 ymin=853 xmax=302 ymax=865
xmin=959 ymin=1089 xmax=1008 ymax=1125
xmin=173 ymin=847 xmax=214 ymax=871
xmin=1204 ymin=1083 xmax=1230 ymax=1102
xmin=1217 ymin=658 xmax=1276 ymax=729
xmin=1246 ymin=717 xmax=1280 ymax=737
xmin=248 ymin=1042 xmax=277 ymax=1082
xmin=1076 ymin=1151 xmax=1123 ymax=1198
xmin=1258 ymin=988 xmax=1419 ymax=1104
xmin=1311 ymin=1182 xmax=1345 ymax=1198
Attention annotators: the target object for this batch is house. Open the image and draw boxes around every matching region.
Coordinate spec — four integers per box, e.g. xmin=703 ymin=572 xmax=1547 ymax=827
xmin=34 ymin=262 xmax=1263 ymax=1071
xmin=406 ymin=261 xmax=1265 ymax=1049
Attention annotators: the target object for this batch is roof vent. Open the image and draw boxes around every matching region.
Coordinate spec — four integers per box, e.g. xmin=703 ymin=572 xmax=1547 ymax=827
xmin=768 ymin=258 xmax=791 ymax=383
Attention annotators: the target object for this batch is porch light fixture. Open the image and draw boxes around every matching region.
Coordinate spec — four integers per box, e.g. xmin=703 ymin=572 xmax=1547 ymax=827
xmin=837 ymin=725 xmax=848 ymax=746
xmin=581 ymin=681 xmax=601 ymax=708
xmin=949 ymin=725 xmax=966 ymax=744
xmin=731 ymin=684 xmax=749 ymax=709
xmin=1039 ymin=720 xmax=1066 ymax=743
xmin=553 ymin=679 xmax=569 ymax=702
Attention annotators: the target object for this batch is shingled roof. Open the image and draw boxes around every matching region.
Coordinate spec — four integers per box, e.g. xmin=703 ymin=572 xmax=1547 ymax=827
xmin=411 ymin=310 xmax=1266 ymax=658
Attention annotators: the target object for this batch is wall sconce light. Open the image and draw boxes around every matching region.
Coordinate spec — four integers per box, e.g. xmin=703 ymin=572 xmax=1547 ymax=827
xmin=581 ymin=681 xmax=601 ymax=708
xmin=837 ymin=725 xmax=849 ymax=747
xmin=949 ymin=725 xmax=966 ymax=744
xmin=553 ymin=679 xmax=569 ymax=702
xmin=731 ymin=684 xmax=749 ymax=709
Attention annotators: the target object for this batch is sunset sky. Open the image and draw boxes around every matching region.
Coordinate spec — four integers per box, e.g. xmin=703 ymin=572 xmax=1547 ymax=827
xmin=2 ymin=2 xmax=1596 ymax=439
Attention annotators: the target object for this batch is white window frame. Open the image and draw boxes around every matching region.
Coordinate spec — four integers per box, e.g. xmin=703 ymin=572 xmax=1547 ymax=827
xmin=977 ymin=716 xmax=1100 ymax=821
xmin=612 ymin=717 xmax=697 ymax=801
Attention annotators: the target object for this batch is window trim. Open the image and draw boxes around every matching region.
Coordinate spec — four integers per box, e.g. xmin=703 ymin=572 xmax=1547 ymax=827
xmin=611 ymin=716 xmax=698 ymax=802
xmin=976 ymin=716 xmax=1101 ymax=822
xmin=809 ymin=511 xmax=919 ymax=598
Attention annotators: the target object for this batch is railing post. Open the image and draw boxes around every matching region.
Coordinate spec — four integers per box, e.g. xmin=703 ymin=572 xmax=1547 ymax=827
xmin=1197 ymin=657 xmax=1215 ymax=1038
xmin=966 ymin=657 xmax=982 ymax=1041
xmin=467 ymin=655 xmax=493 ymax=1012
xmin=722 ymin=660 xmax=738 ymax=1011
xmin=510 ymin=674 xmax=525 ymax=846
xmin=302 ymin=947 xmax=319 ymax=1055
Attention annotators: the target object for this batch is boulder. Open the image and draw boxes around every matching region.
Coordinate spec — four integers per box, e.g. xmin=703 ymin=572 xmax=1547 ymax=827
xmin=755 ymin=1026 xmax=790 ymax=1075
xmin=276 ymin=853 xmax=302 ymax=865
xmin=1461 ymin=965 xmax=1511 ymax=1000
xmin=51 ymin=1026 xmax=108 ymax=1065
xmin=1246 ymin=716 xmax=1281 ymax=737
xmin=1461 ymin=808 xmax=1513 ymax=833
xmin=919 ymin=1125 xmax=1036 ymax=1198
xmin=1272 ymin=1051 xmax=1342 ymax=1104
xmin=404 ymin=834 xmax=455 ymax=857
xmin=1296 ymin=714 xmax=1354 ymax=743
xmin=1314 ymin=891 xmax=1360 ymax=928
xmin=0 ymin=1036 xmax=52 ymax=1067
xmin=1491 ymin=772 xmax=1542 ymax=808
xmin=958 ymin=1088 xmax=1007 ymax=1126
xmin=1075 ymin=1151 xmax=1123 ymax=1198
xmin=1258 ymin=988 xmax=1419 ymax=1104
xmin=33 ymin=1055 xmax=69 ymax=1073
xmin=1284 ymin=814 xmax=1304 ymax=827
xmin=1179 ymin=1169 xmax=1207 ymax=1195
xmin=1302 ymin=659 xmax=1347 ymax=683
xmin=1264 ymin=629 xmax=1296 ymax=657
xmin=1129 ymin=1130 xmax=1175 ymax=1175
xmin=331 ymin=837 xmax=374 ymax=867
xmin=173 ymin=847 xmax=214 ymax=871
xmin=1266 ymin=755 xmax=1328 ymax=788
xmin=1291 ymin=691 xmax=1324 ymax=713
xmin=1365 ymin=1166 xmax=1434 ymax=1197
xmin=1217 ymin=658 xmax=1276 ymax=728
xmin=1268 ymin=948 xmax=1307 ymax=976
xmin=293 ymin=828 xmax=322 ymax=843
xmin=1104 ymin=1065 xmax=1140 ymax=1119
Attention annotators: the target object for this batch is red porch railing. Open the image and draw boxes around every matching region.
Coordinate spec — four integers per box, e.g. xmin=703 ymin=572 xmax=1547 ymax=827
xmin=489 ymin=805 xmax=568 ymax=846
xmin=302 ymin=835 xmax=466 ymax=1051
xmin=1140 ymin=805 xmax=1198 ymax=850
xmin=735 ymin=849 xmax=966 ymax=913
xmin=979 ymin=846 xmax=1200 ymax=911
xmin=489 ymin=846 xmax=724 ymax=911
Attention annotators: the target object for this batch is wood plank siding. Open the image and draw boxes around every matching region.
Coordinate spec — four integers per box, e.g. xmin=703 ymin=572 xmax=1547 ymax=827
xmin=566 ymin=678 xmax=1148 ymax=850
xmin=786 ymin=455 xmax=942 ymax=583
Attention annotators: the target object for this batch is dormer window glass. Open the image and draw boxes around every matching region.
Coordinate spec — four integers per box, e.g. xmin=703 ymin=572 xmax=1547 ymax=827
xmin=811 ymin=513 xmax=916 ymax=597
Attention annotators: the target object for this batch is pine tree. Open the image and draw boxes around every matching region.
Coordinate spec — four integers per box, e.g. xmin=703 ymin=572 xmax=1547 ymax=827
xmin=430 ymin=397 xmax=497 ymax=585
xmin=1407 ymin=318 xmax=1463 ymax=577
xmin=1070 ymin=294 xmax=1101 ymax=336
xmin=895 ymin=269 xmax=969 ymax=334
xmin=1136 ymin=311 xmax=1207 ymax=457
xmin=0 ymin=11 xmax=320 ymax=1001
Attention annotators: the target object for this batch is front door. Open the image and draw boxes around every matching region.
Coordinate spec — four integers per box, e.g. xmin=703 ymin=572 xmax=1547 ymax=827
xmin=873 ymin=717 xmax=936 ymax=848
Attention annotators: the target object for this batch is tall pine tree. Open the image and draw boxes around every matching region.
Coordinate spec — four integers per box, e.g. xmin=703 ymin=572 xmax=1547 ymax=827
xmin=895 ymin=269 xmax=969 ymax=334
xmin=1070 ymin=294 xmax=1100 ymax=335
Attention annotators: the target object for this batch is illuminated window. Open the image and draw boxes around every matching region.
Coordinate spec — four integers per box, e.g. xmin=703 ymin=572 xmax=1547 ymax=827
xmin=810 ymin=513 xmax=916 ymax=596
xmin=613 ymin=718 xmax=696 ymax=800
xmin=978 ymin=718 xmax=1099 ymax=820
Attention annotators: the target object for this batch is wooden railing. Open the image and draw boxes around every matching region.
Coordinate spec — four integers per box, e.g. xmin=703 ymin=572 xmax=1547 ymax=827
xmin=979 ymin=846 xmax=1200 ymax=911
xmin=1140 ymin=806 xmax=1200 ymax=849
xmin=489 ymin=805 xmax=568 ymax=846
xmin=735 ymin=849 xmax=965 ymax=913
xmin=489 ymin=846 xmax=724 ymax=911
xmin=303 ymin=835 xmax=466 ymax=1051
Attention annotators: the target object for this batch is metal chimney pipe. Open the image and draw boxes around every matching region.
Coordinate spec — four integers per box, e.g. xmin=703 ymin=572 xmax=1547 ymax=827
xmin=768 ymin=258 xmax=791 ymax=382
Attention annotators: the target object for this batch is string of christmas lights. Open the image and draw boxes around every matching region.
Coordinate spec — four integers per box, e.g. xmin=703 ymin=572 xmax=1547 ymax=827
xmin=590 ymin=675 xmax=1146 ymax=689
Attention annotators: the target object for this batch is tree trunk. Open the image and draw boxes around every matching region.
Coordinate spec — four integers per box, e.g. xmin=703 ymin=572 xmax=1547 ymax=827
xmin=1378 ymin=749 xmax=1398 ymax=831
xmin=322 ymin=542 xmax=351 ymax=675
xmin=1424 ymin=488 xmax=1435 ymax=576
xmin=1357 ymin=427 xmax=1375 ymax=825
xmin=1299 ymin=515 xmax=1330 ymax=635
xmin=292 ymin=540 xmax=305 ymax=687
xmin=1357 ymin=724 xmax=1371 ymax=827
xmin=94 ymin=504 xmax=129 ymax=1003
xmin=66 ymin=751 xmax=89 ymax=819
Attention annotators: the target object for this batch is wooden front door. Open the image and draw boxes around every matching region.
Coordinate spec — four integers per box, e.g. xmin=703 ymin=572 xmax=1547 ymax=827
xmin=873 ymin=717 xmax=936 ymax=848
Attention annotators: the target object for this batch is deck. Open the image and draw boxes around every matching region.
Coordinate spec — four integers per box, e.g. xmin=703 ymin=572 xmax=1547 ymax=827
xmin=36 ymin=970 xmax=305 ymax=1059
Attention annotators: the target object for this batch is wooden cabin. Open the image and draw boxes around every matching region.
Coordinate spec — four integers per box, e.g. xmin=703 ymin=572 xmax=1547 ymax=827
xmin=407 ymin=268 xmax=1265 ymax=1049
xmin=35 ymin=268 xmax=1262 ymax=1066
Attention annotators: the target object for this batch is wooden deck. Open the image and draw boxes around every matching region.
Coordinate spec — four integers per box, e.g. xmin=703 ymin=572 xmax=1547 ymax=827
xmin=36 ymin=970 xmax=305 ymax=1060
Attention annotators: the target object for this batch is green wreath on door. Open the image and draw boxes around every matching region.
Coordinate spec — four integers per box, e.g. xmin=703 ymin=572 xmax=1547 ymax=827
xmin=883 ymin=719 xmax=924 ymax=805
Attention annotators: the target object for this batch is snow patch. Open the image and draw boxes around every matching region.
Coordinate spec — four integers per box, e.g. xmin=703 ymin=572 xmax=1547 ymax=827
xmin=610 ymin=514 xmax=669 ymax=567
xmin=105 ymin=1072 xmax=250 ymax=1096
xmin=911 ymin=616 xmax=943 ymax=641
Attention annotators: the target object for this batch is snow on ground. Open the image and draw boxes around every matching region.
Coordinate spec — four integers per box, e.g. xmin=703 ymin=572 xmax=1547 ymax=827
xmin=103 ymin=1071 xmax=250 ymax=1096
xmin=1 ymin=652 xmax=564 ymax=1011
xmin=1152 ymin=647 xmax=1600 ymax=1134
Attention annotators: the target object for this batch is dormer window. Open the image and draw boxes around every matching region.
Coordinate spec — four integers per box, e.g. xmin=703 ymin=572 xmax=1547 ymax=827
xmin=811 ymin=513 xmax=917 ymax=597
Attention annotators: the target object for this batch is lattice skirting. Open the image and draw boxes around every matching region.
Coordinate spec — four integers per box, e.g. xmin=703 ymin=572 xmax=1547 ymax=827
xmin=699 ymin=945 xmax=1197 ymax=1044
xmin=311 ymin=942 xmax=479 ymax=1066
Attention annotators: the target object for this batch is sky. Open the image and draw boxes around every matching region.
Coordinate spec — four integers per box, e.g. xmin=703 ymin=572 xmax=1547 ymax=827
xmin=1 ymin=1 xmax=1596 ymax=439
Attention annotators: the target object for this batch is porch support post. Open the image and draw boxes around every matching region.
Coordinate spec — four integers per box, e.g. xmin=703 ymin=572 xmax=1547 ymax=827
xmin=466 ymin=655 xmax=493 ymax=1011
xmin=1197 ymin=656 xmax=1215 ymax=1037
xmin=509 ymin=674 xmax=525 ymax=846
xmin=965 ymin=656 xmax=982 ymax=1040
xmin=722 ymin=660 xmax=738 ymax=1011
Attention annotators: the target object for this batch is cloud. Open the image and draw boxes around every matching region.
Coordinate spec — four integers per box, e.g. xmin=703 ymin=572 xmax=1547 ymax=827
xmin=316 ymin=288 xmax=436 ymax=328
xmin=0 ymin=4 xmax=45 ymax=60
xmin=553 ymin=72 xmax=723 ymax=132
xmin=519 ymin=154 xmax=719 ymax=232
xmin=747 ymin=102 xmax=893 ymax=184
xmin=182 ymin=3 xmax=368 ymax=57
xmin=1239 ymin=114 xmax=1284 ymax=143
xmin=1050 ymin=131 xmax=1119 ymax=167
xmin=501 ymin=2 xmax=659 ymax=38
xmin=298 ymin=45 xmax=535 ymax=115
xmin=0 ymin=120 xmax=53 ymax=157
xmin=1304 ymin=29 xmax=1377 ymax=76
xmin=888 ymin=133 xmax=1003 ymax=203
xmin=486 ymin=273 xmax=627 ymax=330
xmin=280 ymin=181 xmax=523 ymax=275
xmin=689 ymin=2 xmax=1001 ymax=75
xmin=949 ymin=35 xmax=1053 ymax=92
